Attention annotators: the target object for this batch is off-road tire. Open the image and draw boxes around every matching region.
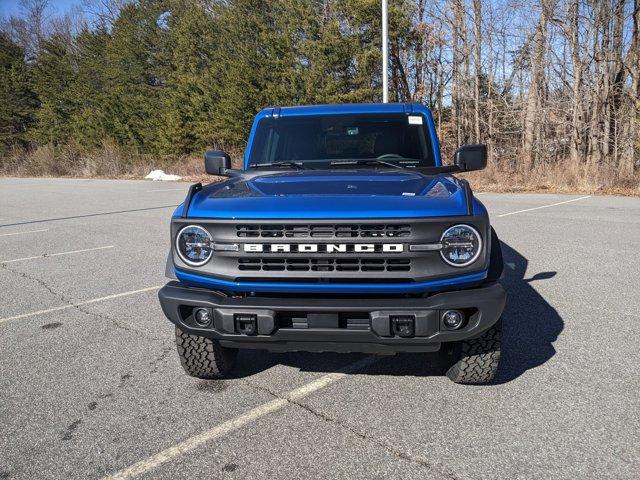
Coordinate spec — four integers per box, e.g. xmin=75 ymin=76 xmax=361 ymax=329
xmin=445 ymin=318 xmax=502 ymax=384
xmin=175 ymin=327 xmax=238 ymax=379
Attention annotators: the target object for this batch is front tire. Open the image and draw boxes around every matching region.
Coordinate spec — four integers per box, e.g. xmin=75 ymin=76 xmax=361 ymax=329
xmin=175 ymin=327 xmax=238 ymax=379
xmin=445 ymin=318 xmax=502 ymax=384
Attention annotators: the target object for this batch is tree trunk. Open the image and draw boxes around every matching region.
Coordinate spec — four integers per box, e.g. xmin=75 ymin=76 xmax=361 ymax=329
xmin=473 ymin=0 xmax=482 ymax=142
xmin=624 ymin=0 xmax=640 ymax=174
xmin=522 ymin=0 xmax=552 ymax=173
xmin=451 ymin=0 xmax=466 ymax=146
xmin=610 ymin=0 xmax=626 ymax=166
xmin=588 ymin=0 xmax=612 ymax=167
xmin=568 ymin=0 xmax=584 ymax=164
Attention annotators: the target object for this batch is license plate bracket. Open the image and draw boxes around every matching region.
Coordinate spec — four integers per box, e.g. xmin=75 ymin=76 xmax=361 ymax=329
xmin=307 ymin=313 xmax=339 ymax=329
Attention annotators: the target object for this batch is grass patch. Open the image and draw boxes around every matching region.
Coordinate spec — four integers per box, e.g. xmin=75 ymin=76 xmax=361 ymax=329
xmin=1 ymin=144 xmax=638 ymax=196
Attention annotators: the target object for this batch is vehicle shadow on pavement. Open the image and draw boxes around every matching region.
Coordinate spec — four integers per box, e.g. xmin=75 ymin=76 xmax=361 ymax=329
xmin=228 ymin=241 xmax=563 ymax=384
xmin=492 ymin=241 xmax=563 ymax=384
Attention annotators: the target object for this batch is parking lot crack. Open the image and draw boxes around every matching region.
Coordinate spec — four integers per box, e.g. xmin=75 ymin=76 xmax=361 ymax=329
xmin=149 ymin=345 xmax=174 ymax=373
xmin=1 ymin=262 xmax=61 ymax=299
xmin=0 ymin=263 xmax=157 ymax=339
xmin=243 ymin=380 xmax=459 ymax=480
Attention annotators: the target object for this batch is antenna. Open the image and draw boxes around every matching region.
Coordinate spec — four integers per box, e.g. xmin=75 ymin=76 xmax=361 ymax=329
xmin=382 ymin=0 xmax=389 ymax=103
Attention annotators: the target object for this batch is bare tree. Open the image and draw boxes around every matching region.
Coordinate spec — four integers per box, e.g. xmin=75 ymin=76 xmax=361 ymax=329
xmin=522 ymin=0 xmax=553 ymax=172
xmin=625 ymin=0 xmax=640 ymax=174
xmin=472 ymin=0 xmax=482 ymax=142
xmin=450 ymin=0 xmax=468 ymax=146
xmin=2 ymin=0 xmax=52 ymax=60
xmin=566 ymin=0 xmax=585 ymax=163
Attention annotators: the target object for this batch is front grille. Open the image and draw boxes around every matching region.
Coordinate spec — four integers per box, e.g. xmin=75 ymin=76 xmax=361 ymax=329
xmin=236 ymin=224 xmax=411 ymax=238
xmin=225 ymin=221 xmax=415 ymax=281
xmin=238 ymin=257 xmax=411 ymax=272
xmin=173 ymin=217 xmax=490 ymax=285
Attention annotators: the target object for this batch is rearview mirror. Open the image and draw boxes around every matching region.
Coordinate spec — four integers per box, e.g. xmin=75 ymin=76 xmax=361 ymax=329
xmin=204 ymin=150 xmax=231 ymax=175
xmin=454 ymin=144 xmax=487 ymax=172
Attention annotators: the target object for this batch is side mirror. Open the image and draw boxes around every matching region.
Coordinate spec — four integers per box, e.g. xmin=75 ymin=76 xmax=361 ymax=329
xmin=454 ymin=144 xmax=487 ymax=172
xmin=204 ymin=150 xmax=231 ymax=175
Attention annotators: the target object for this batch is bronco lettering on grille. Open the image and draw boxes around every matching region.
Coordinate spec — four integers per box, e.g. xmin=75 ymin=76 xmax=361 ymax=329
xmin=243 ymin=243 xmax=404 ymax=253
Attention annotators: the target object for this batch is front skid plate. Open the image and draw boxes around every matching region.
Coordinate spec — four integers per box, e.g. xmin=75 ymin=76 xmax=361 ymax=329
xmin=158 ymin=282 xmax=505 ymax=354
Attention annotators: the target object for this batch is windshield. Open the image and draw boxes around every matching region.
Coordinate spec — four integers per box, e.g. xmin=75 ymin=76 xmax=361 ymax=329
xmin=248 ymin=113 xmax=434 ymax=168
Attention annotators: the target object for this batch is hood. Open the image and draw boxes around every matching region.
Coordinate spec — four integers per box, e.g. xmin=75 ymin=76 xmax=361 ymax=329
xmin=185 ymin=170 xmax=471 ymax=219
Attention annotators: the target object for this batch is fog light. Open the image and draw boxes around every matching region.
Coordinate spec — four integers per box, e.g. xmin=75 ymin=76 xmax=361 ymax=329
xmin=194 ymin=308 xmax=211 ymax=327
xmin=442 ymin=310 xmax=464 ymax=329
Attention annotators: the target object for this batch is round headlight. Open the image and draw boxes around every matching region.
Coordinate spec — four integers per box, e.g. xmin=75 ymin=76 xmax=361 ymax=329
xmin=176 ymin=225 xmax=213 ymax=266
xmin=440 ymin=224 xmax=482 ymax=267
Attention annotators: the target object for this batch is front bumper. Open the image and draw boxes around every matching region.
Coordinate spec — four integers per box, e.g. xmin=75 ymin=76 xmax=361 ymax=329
xmin=159 ymin=281 xmax=505 ymax=354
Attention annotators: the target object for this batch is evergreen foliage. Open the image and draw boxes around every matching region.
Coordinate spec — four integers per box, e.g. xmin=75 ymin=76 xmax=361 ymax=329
xmin=0 ymin=32 xmax=38 ymax=153
xmin=0 ymin=0 xmax=413 ymax=155
xmin=2 ymin=0 xmax=636 ymax=187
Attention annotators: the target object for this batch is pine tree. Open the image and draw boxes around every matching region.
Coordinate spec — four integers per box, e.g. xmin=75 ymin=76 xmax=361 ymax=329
xmin=100 ymin=0 xmax=169 ymax=152
xmin=211 ymin=0 xmax=306 ymax=146
xmin=0 ymin=32 xmax=38 ymax=153
xmin=68 ymin=27 xmax=111 ymax=149
xmin=30 ymin=34 xmax=76 ymax=145
xmin=158 ymin=1 xmax=220 ymax=153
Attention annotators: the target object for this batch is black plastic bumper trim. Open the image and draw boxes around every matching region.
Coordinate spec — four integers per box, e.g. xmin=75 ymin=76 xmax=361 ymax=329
xmin=158 ymin=281 xmax=505 ymax=354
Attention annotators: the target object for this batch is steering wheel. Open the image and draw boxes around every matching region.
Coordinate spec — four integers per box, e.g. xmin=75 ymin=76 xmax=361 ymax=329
xmin=377 ymin=153 xmax=403 ymax=159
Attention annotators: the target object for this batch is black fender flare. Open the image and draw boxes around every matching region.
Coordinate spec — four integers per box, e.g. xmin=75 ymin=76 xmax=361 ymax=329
xmin=487 ymin=227 xmax=504 ymax=282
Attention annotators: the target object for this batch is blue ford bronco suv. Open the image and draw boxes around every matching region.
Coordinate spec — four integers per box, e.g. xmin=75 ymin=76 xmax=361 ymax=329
xmin=159 ymin=103 xmax=505 ymax=384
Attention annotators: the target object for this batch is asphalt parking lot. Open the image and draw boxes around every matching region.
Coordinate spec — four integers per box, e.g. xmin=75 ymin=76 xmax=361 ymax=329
xmin=1 ymin=177 xmax=639 ymax=480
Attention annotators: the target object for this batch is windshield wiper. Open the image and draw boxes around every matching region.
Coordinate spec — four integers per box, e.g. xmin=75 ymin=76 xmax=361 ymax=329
xmin=329 ymin=159 xmax=405 ymax=169
xmin=328 ymin=159 xmax=463 ymax=175
xmin=250 ymin=161 xmax=307 ymax=169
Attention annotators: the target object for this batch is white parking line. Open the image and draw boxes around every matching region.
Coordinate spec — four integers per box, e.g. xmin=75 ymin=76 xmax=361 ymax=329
xmin=103 ymin=355 xmax=378 ymax=480
xmin=0 ymin=286 xmax=162 ymax=325
xmin=1 ymin=245 xmax=115 ymax=264
xmin=497 ymin=195 xmax=591 ymax=217
xmin=0 ymin=228 xmax=49 ymax=237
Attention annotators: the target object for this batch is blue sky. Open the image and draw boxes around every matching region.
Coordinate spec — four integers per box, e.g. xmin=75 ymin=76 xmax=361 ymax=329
xmin=0 ymin=0 xmax=78 ymax=18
